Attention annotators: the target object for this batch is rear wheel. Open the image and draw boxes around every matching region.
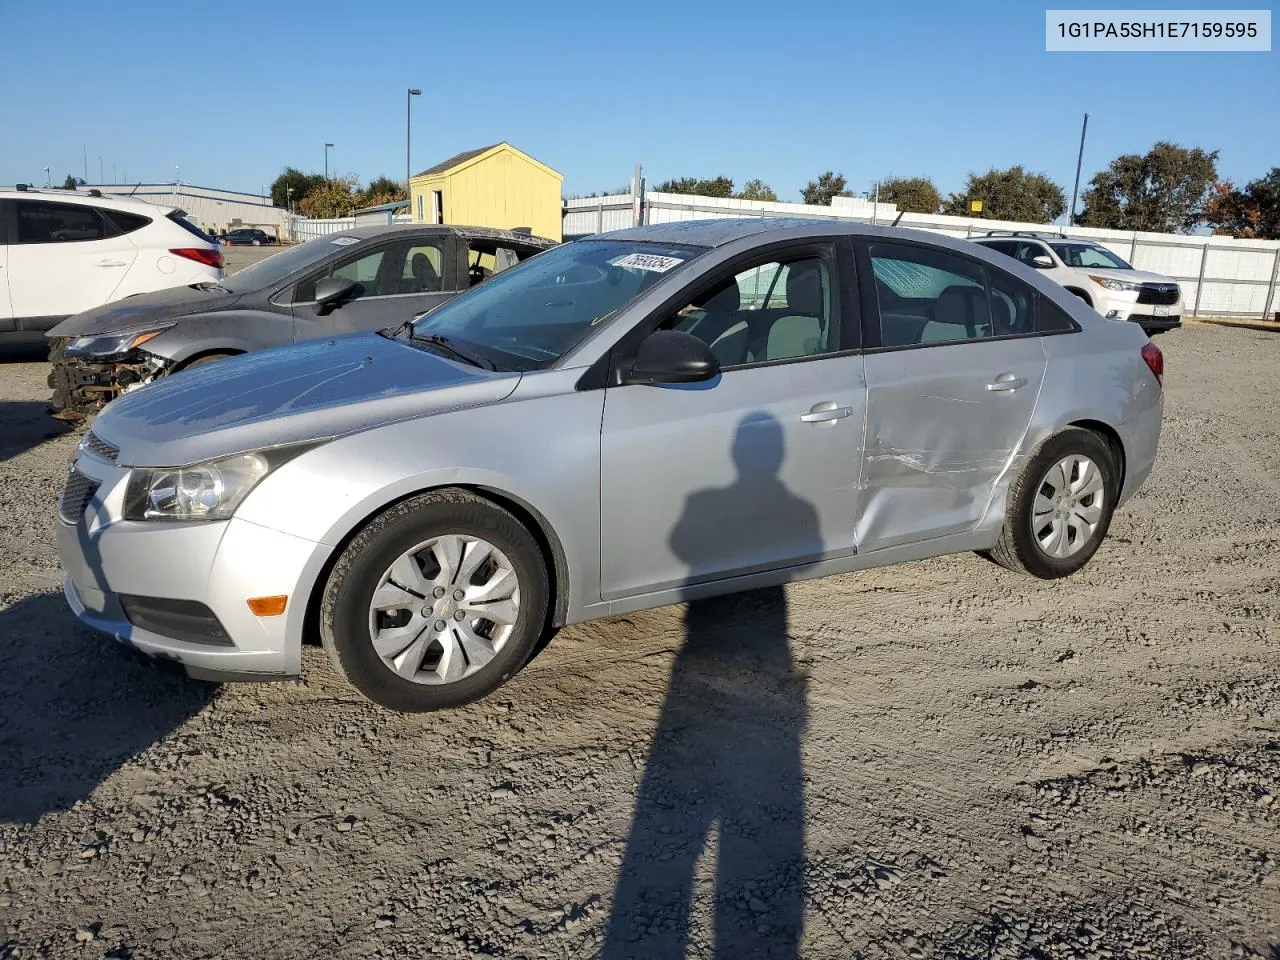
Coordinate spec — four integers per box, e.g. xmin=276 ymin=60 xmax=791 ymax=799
xmin=987 ymin=428 xmax=1117 ymax=579
xmin=320 ymin=489 xmax=549 ymax=711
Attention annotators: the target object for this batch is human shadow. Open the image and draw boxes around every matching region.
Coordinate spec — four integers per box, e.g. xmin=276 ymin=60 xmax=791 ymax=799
xmin=0 ymin=401 xmax=72 ymax=462
xmin=0 ymin=593 xmax=217 ymax=824
xmin=603 ymin=412 xmax=816 ymax=959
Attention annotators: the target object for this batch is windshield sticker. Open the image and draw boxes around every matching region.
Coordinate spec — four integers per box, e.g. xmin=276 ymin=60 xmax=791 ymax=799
xmin=330 ymin=236 xmax=360 ymax=246
xmin=609 ymin=252 xmax=684 ymax=273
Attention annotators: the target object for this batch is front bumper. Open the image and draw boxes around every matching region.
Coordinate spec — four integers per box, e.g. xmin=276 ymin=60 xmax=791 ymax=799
xmin=56 ymin=454 xmax=324 ymax=681
xmin=47 ymin=338 xmax=174 ymax=419
xmin=1096 ymin=295 xmax=1181 ymax=331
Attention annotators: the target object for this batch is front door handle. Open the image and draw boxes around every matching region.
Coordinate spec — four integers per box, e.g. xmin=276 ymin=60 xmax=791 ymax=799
xmin=986 ymin=374 xmax=1028 ymax=392
xmin=801 ymin=401 xmax=853 ymax=424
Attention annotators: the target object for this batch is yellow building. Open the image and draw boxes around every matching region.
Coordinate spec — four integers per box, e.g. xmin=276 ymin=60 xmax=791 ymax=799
xmin=408 ymin=142 xmax=564 ymax=242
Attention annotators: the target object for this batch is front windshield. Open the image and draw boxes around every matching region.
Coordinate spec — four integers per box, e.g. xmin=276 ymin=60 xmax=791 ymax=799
xmin=223 ymin=234 xmax=356 ymax=291
xmin=409 ymin=239 xmax=705 ymax=370
xmin=1049 ymin=242 xmax=1132 ymax=270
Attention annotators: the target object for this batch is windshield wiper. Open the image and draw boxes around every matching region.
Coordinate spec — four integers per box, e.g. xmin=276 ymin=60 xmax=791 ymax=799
xmin=412 ymin=333 xmax=496 ymax=371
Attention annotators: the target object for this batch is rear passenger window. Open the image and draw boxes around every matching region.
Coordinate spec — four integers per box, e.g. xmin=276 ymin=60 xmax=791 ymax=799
xmin=1037 ymin=295 xmax=1078 ymax=333
xmin=15 ymin=201 xmax=106 ymax=244
xmin=869 ymin=243 xmax=990 ymax=346
xmin=401 ymin=244 xmax=444 ymax=292
xmin=102 ymin=209 xmax=152 ymax=236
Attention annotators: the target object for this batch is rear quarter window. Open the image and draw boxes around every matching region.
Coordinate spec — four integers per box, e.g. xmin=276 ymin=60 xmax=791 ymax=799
xmin=1037 ymin=294 xmax=1079 ymax=333
xmin=102 ymin=209 xmax=152 ymax=236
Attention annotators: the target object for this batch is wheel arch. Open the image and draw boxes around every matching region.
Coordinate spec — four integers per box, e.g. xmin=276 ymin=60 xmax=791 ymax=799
xmin=1067 ymin=418 xmax=1127 ymax=496
xmin=300 ymin=482 xmax=571 ymax=650
xmin=1063 ymin=286 xmax=1093 ymax=307
xmin=175 ymin=347 xmax=244 ymax=370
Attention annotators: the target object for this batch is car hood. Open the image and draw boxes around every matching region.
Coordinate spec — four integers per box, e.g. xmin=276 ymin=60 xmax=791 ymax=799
xmin=1082 ymin=268 xmax=1178 ymax=286
xmin=92 ymin=333 xmax=521 ymax=467
xmin=47 ymin=284 xmax=243 ymax=338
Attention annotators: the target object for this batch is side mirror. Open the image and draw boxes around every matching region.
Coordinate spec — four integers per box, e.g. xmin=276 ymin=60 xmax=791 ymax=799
xmin=313 ymin=276 xmax=357 ymax=314
xmin=1031 ymin=255 xmax=1054 ymax=269
xmin=623 ymin=329 xmax=719 ymax=385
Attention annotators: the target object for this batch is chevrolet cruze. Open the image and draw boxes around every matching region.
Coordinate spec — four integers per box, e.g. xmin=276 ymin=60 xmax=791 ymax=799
xmin=56 ymin=219 xmax=1164 ymax=712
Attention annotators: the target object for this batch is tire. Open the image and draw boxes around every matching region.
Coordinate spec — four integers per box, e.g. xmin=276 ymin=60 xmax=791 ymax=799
xmin=1067 ymin=289 xmax=1092 ymax=307
xmin=987 ymin=427 xmax=1117 ymax=579
xmin=180 ymin=352 xmax=237 ymax=370
xmin=252 ymin=239 xmax=260 ymax=246
xmin=319 ymin=489 xmax=550 ymax=711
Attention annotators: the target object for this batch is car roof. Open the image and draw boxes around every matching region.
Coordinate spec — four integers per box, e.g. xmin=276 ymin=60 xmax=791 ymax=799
xmin=325 ymin=223 xmax=557 ymax=247
xmin=0 ymin=186 xmax=175 ymax=214
xmin=597 ymin=216 xmax=1015 ymax=251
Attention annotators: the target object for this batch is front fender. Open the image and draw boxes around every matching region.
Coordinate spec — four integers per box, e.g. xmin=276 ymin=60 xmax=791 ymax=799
xmin=141 ymin=310 xmax=295 ymax=364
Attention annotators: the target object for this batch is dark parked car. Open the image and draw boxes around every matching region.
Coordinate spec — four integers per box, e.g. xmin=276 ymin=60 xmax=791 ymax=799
xmin=46 ymin=224 xmax=558 ymax=418
xmin=222 ymin=228 xmax=276 ymax=246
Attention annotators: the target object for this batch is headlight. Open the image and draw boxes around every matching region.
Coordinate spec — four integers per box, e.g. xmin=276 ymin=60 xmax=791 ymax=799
xmin=123 ymin=443 xmax=320 ymax=521
xmin=1089 ymin=275 xmax=1141 ymax=293
xmin=67 ymin=325 xmax=174 ymax=358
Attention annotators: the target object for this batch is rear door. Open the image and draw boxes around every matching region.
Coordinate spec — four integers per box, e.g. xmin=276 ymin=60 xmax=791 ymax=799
xmin=855 ymin=239 xmax=1047 ymax=551
xmin=7 ymin=199 xmax=140 ymax=328
xmin=287 ymin=235 xmax=454 ymax=338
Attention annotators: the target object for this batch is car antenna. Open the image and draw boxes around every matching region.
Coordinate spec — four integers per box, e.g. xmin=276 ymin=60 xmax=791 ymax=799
xmin=891 ymin=211 xmax=904 ymax=227
xmin=129 ymin=181 xmax=142 ymax=196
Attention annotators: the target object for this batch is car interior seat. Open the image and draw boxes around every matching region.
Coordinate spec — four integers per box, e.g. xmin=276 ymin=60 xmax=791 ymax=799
xmin=410 ymin=252 xmax=439 ymax=292
xmin=920 ymin=285 xmax=990 ymax=343
xmin=764 ymin=261 xmax=827 ymax=361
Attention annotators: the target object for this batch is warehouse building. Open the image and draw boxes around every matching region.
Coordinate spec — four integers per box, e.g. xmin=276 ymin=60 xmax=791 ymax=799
xmin=409 ymin=143 xmax=563 ymax=241
xmin=80 ymin=182 xmax=288 ymax=236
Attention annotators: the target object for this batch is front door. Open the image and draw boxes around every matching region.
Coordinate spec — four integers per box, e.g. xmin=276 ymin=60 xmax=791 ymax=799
xmin=289 ymin=235 xmax=454 ymax=339
xmin=0 ymin=238 xmax=12 ymax=332
xmin=856 ymin=239 xmax=1047 ymax=550
xmin=598 ymin=243 xmax=866 ymax=601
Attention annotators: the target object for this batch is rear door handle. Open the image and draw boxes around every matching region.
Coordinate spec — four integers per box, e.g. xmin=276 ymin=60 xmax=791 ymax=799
xmin=95 ymin=259 xmax=127 ymax=267
xmin=986 ymin=374 xmax=1027 ymax=392
xmin=801 ymin=401 xmax=853 ymax=424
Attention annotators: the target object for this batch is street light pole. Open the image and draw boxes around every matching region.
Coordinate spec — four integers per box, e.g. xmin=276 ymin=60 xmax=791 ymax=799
xmin=406 ymin=88 xmax=421 ymax=209
xmin=324 ymin=143 xmax=334 ymax=181
xmin=1069 ymin=112 xmax=1089 ymax=227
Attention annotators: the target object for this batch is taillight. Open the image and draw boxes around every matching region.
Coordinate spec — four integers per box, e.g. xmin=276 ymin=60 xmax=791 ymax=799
xmin=170 ymin=247 xmax=224 ymax=270
xmin=1141 ymin=341 xmax=1163 ymax=386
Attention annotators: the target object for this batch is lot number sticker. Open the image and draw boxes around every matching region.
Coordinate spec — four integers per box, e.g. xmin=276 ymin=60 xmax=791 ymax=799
xmin=330 ymin=236 xmax=360 ymax=246
xmin=610 ymin=253 xmax=684 ymax=273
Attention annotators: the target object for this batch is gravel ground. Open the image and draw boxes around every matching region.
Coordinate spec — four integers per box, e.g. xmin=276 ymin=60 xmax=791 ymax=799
xmin=1 ymin=322 xmax=1277 ymax=960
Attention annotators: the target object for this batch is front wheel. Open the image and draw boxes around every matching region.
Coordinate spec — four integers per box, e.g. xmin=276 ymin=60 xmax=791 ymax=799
xmin=252 ymin=239 xmax=261 ymax=246
xmin=320 ymin=489 xmax=550 ymax=711
xmin=987 ymin=428 xmax=1117 ymax=579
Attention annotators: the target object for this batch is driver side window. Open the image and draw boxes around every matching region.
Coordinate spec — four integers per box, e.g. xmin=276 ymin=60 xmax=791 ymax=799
xmin=664 ymin=251 xmax=837 ymax=368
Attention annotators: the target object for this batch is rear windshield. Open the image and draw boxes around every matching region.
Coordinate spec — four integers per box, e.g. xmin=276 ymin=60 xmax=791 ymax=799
xmin=167 ymin=210 xmax=215 ymax=244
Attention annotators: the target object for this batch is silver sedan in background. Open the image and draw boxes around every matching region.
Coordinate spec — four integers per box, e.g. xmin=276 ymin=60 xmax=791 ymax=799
xmin=55 ymin=218 xmax=1163 ymax=712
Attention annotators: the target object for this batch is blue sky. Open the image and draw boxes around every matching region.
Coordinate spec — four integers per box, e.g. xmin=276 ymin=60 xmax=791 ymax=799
xmin=1 ymin=0 xmax=1275 ymax=202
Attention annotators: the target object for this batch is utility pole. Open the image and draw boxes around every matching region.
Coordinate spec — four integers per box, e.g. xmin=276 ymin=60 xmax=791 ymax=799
xmin=82 ymin=145 xmax=87 ymax=183
xmin=406 ymin=88 xmax=421 ymax=207
xmin=632 ymin=163 xmax=644 ymax=226
xmin=324 ymin=143 xmax=334 ymax=181
xmin=98 ymin=155 xmax=103 ymax=183
xmin=1069 ymin=112 xmax=1089 ymax=227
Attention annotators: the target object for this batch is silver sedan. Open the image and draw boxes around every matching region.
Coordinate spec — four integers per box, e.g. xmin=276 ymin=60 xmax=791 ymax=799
xmin=56 ymin=219 xmax=1164 ymax=711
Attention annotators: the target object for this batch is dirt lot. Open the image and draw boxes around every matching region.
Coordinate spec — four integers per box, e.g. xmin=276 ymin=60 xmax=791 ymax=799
xmin=1 ymin=323 xmax=1277 ymax=960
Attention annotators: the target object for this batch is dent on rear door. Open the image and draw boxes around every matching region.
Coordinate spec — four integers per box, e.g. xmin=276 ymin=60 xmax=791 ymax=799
xmin=857 ymin=338 xmax=1047 ymax=549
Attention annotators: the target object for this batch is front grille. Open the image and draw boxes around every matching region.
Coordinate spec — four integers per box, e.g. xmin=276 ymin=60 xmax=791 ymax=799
xmin=1137 ymin=283 xmax=1180 ymax=306
xmin=80 ymin=431 xmax=119 ymax=463
xmin=59 ymin=469 xmax=101 ymax=525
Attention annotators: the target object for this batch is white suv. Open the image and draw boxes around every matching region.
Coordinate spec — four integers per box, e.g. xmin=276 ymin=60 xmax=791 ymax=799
xmin=971 ymin=232 xmax=1181 ymax=334
xmin=0 ymin=185 xmax=224 ymax=345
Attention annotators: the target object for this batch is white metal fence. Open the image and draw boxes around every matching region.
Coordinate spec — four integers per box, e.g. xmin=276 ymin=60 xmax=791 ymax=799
xmin=563 ymin=192 xmax=1280 ymax=320
xmin=285 ymin=213 xmax=412 ymax=242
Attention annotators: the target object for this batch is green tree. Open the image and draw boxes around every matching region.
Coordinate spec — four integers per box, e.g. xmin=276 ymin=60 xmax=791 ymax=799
xmin=61 ymin=174 xmax=85 ymax=190
xmin=942 ymin=166 xmax=1066 ymax=223
xmin=801 ymin=171 xmax=852 ymax=206
xmin=876 ymin=175 xmax=941 ymax=214
xmin=1204 ymin=168 xmax=1280 ymax=239
xmin=271 ymin=167 xmax=327 ymax=209
xmin=736 ymin=179 xmax=778 ymax=201
xmin=360 ymin=176 xmax=406 ymax=204
xmin=654 ymin=175 xmax=735 ymax=198
xmin=1078 ymin=142 xmax=1219 ymax=233
xmin=298 ymin=176 xmax=360 ymax=218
